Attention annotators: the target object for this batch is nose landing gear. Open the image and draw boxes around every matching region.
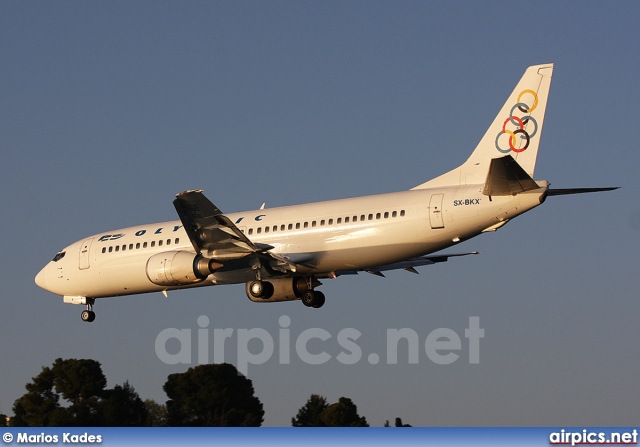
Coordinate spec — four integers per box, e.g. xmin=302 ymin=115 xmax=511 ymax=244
xmin=80 ymin=299 xmax=96 ymax=322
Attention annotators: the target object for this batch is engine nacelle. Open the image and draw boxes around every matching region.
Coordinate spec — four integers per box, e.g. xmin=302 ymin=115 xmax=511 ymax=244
xmin=146 ymin=251 xmax=222 ymax=287
xmin=245 ymin=277 xmax=311 ymax=303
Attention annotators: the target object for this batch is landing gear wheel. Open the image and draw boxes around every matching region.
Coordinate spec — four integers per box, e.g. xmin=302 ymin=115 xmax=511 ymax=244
xmin=301 ymin=290 xmax=325 ymax=308
xmin=81 ymin=310 xmax=96 ymax=323
xmin=301 ymin=290 xmax=315 ymax=307
xmin=311 ymin=291 xmax=325 ymax=308
xmin=248 ymin=280 xmax=274 ymax=299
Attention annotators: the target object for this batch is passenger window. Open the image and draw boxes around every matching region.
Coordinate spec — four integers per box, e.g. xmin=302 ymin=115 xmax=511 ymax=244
xmin=345 ymin=217 xmax=350 ymax=223
xmin=368 ymin=214 xmax=373 ymax=220
xmin=288 ymin=223 xmax=293 ymax=230
xmin=304 ymin=222 xmax=308 ymax=228
xmin=158 ymin=240 xmax=163 ymax=246
xmin=109 ymin=247 xmax=113 ymax=253
xmin=122 ymin=245 xmax=126 ymax=251
xmin=257 ymin=228 xmax=262 ymax=234
xmin=175 ymin=238 xmax=179 ymax=244
xmin=130 ymin=244 xmax=134 ymax=250
xmin=281 ymin=225 xmax=286 ymax=231
xmin=376 ymin=213 xmax=381 ymax=219
xmin=102 ymin=248 xmax=106 ymax=254
xmin=273 ymin=225 xmax=278 ymax=232
xmin=115 ymin=246 xmax=120 ymax=252
xmin=296 ymin=223 xmax=300 ymax=229
xmin=328 ymin=219 xmax=333 ymax=225
xmin=392 ymin=211 xmax=397 ymax=218
xmin=151 ymin=241 xmax=155 ymax=247
xmin=312 ymin=221 xmax=316 ymax=227
xmin=337 ymin=218 xmax=342 ymax=224
xmin=384 ymin=212 xmax=389 ymax=218
xmin=265 ymin=226 xmax=270 ymax=233
xmin=360 ymin=215 xmax=365 ymax=221
xmin=320 ymin=220 xmax=325 ymax=226
xmin=143 ymin=242 xmax=148 ymax=248
xmin=248 ymin=229 xmax=253 ymax=235
xmin=400 ymin=210 xmax=406 ymax=217
xmin=136 ymin=243 xmax=140 ymax=249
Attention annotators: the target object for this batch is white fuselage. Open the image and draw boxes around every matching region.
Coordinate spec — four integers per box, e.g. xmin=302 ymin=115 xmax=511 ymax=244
xmin=35 ymin=183 xmax=547 ymax=300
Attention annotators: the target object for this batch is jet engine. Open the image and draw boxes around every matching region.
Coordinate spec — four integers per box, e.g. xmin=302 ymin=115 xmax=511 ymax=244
xmin=146 ymin=251 xmax=222 ymax=286
xmin=245 ymin=277 xmax=312 ymax=302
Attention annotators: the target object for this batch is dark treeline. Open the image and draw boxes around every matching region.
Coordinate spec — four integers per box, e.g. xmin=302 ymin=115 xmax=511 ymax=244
xmin=4 ymin=358 xmax=408 ymax=427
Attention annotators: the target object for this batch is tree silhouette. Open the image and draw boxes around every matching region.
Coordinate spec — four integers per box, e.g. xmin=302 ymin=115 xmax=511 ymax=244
xmin=144 ymin=399 xmax=168 ymax=427
xmin=395 ymin=417 xmax=412 ymax=427
xmin=320 ymin=397 xmax=368 ymax=427
xmin=291 ymin=394 xmax=328 ymax=426
xmin=12 ymin=364 xmax=65 ymax=426
xmin=163 ymin=363 xmax=264 ymax=426
xmin=51 ymin=358 xmax=106 ymax=407
xmin=12 ymin=359 xmax=106 ymax=426
xmin=50 ymin=358 xmax=106 ymax=426
xmin=292 ymin=395 xmax=368 ymax=427
xmin=12 ymin=358 xmax=146 ymax=427
xmin=100 ymin=382 xmax=148 ymax=426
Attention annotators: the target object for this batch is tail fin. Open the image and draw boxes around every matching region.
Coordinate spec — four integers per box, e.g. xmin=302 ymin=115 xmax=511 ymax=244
xmin=413 ymin=63 xmax=554 ymax=190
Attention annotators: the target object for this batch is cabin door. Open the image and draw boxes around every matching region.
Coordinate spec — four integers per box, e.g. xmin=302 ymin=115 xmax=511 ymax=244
xmin=429 ymin=194 xmax=445 ymax=229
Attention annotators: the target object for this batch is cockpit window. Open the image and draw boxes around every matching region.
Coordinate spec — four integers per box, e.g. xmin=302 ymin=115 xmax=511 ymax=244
xmin=52 ymin=251 xmax=66 ymax=262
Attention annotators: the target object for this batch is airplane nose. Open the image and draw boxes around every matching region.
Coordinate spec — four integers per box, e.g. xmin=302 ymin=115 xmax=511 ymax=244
xmin=35 ymin=267 xmax=48 ymax=290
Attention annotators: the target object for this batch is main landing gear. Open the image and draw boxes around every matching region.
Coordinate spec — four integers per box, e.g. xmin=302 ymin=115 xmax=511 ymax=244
xmin=301 ymin=290 xmax=325 ymax=309
xmin=80 ymin=299 xmax=96 ymax=323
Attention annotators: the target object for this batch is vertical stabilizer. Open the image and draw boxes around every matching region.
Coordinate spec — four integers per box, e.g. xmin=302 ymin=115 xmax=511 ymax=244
xmin=413 ymin=63 xmax=553 ymax=189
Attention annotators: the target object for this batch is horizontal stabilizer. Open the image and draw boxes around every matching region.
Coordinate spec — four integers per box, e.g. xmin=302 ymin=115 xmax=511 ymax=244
xmin=482 ymin=155 xmax=540 ymax=196
xmin=547 ymin=187 xmax=619 ymax=196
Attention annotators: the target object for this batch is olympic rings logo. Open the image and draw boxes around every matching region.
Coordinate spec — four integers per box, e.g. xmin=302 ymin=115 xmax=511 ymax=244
xmin=495 ymin=89 xmax=539 ymax=154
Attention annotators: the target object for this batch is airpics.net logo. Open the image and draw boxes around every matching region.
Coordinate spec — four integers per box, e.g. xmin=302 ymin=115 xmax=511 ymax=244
xmin=154 ymin=316 xmax=484 ymax=375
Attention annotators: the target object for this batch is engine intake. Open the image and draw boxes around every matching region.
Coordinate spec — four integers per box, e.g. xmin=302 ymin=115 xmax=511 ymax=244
xmin=146 ymin=251 xmax=222 ymax=286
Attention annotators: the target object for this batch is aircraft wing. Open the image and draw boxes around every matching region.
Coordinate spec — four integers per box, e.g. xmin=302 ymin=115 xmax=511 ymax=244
xmin=331 ymin=252 xmax=480 ymax=277
xmin=173 ymin=190 xmax=269 ymax=260
xmin=173 ymin=190 xmax=307 ymax=273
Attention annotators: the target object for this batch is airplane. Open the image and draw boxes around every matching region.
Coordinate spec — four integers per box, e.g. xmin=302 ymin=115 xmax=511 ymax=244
xmin=35 ymin=63 xmax=617 ymax=322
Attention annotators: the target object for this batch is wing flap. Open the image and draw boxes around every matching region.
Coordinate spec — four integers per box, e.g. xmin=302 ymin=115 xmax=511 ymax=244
xmin=329 ymin=252 xmax=479 ymax=277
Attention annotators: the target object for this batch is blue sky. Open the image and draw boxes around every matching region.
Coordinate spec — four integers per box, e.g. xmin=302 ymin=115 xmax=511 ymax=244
xmin=1 ymin=1 xmax=639 ymax=426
